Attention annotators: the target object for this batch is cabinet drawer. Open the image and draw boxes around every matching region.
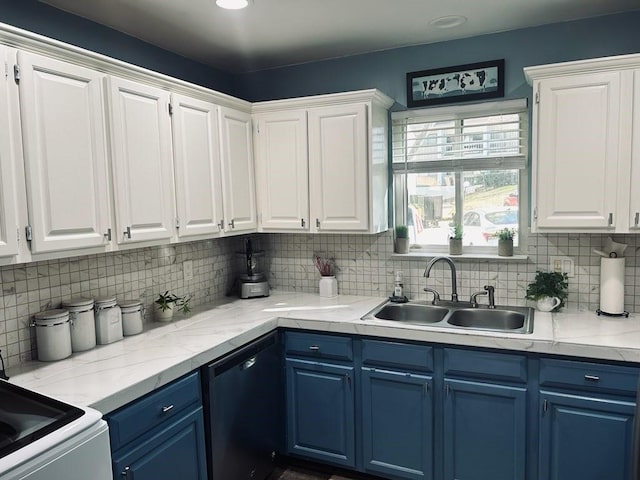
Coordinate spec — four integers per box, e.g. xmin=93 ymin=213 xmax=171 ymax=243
xmin=107 ymin=371 xmax=202 ymax=450
xmin=285 ymin=331 xmax=352 ymax=361
xmin=362 ymin=339 xmax=433 ymax=372
xmin=444 ymin=348 xmax=527 ymax=383
xmin=540 ymin=358 xmax=639 ymax=396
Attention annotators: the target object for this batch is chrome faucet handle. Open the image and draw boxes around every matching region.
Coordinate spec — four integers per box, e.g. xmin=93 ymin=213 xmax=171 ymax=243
xmin=484 ymin=285 xmax=496 ymax=308
xmin=423 ymin=287 xmax=441 ymax=305
xmin=470 ymin=289 xmax=488 ymax=308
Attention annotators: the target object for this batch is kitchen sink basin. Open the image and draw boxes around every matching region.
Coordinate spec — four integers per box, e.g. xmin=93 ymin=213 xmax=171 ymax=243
xmin=363 ymin=301 xmax=534 ymax=334
xmin=373 ymin=303 xmax=449 ymax=324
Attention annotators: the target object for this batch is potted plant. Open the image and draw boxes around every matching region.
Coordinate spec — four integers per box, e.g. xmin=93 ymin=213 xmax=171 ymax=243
xmin=496 ymin=228 xmax=516 ymax=257
xmin=154 ymin=291 xmax=191 ymax=321
xmin=525 ymin=271 xmax=568 ymax=312
xmin=449 ymin=223 xmax=463 ymax=255
xmin=394 ymin=225 xmax=410 ymax=254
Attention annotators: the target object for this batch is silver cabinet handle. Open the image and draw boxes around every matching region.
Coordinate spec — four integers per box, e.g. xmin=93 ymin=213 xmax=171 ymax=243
xmin=229 ymin=219 xmax=235 ymax=229
xmin=121 ymin=466 xmax=131 ymax=480
xmin=218 ymin=219 xmax=225 ymax=229
xmin=309 ymin=345 xmax=320 ymax=351
xmin=635 ymin=212 xmax=639 ymax=227
xmin=584 ymin=374 xmax=600 ymax=382
xmin=104 ymin=228 xmax=112 ymax=242
xmin=345 ymin=374 xmax=351 ymax=388
xmin=161 ymin=404 xmax=175 ymax=413
xmin=301 ymin=218 xmax=305 ymax=228
xmin=124 ymin=226 xmax=131 ymax=239
xmin=316 ymin=218 xmax=320 ymax=228
xmin=608 ymin=213 xmax=613 ymax=226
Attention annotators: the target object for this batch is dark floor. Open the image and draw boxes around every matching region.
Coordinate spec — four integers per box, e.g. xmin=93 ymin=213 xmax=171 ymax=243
xmin=268 ymin=465 xmax=357 ymax=480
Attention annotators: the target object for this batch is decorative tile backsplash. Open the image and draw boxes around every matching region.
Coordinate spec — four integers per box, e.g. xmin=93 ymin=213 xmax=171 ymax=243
xmin=0 ymin=231 xmax=638 ymax=367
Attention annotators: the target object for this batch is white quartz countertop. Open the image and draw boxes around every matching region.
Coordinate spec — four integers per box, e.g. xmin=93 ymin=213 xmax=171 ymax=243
xmin=7 ymin=291 xmax=640 ymax=414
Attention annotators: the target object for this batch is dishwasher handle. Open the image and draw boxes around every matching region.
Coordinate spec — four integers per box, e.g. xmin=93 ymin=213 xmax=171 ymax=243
xmin=242 ymin=357 xmax=257 ymax=370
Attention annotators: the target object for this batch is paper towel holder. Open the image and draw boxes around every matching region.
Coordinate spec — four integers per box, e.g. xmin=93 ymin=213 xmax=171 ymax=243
xmin=596 ymin=308 xmax=629 ymax=317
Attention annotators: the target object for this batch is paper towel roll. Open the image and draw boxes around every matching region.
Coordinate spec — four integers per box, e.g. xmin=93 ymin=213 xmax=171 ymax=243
xmin=600 ymin=257 xmax=625 ymax=314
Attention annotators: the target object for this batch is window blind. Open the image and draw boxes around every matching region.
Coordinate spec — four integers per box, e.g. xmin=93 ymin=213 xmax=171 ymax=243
xmin=391 ymin=99 xmax=528 ymax=173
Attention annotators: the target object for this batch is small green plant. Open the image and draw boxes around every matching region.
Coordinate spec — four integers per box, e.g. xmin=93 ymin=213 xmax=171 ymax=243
xmin=155 ymin=291 xmax=192 ymax=314
xmin=525 ymin=271 xmax=568 ymax=310
xmin=496 ymin=228 xmax=516 ymax=241
xmin=395 ymin=225 xmax=408 ymax=239
xmin=450 ymin=223 xmax=463 ymax=240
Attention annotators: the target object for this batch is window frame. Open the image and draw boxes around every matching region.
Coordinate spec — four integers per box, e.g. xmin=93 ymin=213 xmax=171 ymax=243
xmin=392 ymin=99 xmax=529 ymax=255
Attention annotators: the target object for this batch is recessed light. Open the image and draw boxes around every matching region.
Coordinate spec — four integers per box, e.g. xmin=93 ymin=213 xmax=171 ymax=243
xmin=216 ymin=0 xmax=249 ymax=10
xmin=429 ymin=15 xmax=467 ymax=29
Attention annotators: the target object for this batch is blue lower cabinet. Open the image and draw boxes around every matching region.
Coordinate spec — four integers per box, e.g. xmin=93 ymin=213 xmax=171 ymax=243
xmin=539 ymin=391 xmax=635 ymax=480
xmin=111 ymin=407 xmax=207 ymax=480
xmin=361 ymin=367 xmax=433 ymax=480
xmin=443 ymin=378 xmax=527 ymax=480
xmin=286 ymin=358 xmax=356 ymax=468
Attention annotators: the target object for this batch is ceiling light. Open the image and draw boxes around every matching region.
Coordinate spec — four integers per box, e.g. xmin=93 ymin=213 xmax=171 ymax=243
xmin=216 ymin=0 xmax=248 ymax=10
xmin=429 ymin=15 xmax=467 ymax=29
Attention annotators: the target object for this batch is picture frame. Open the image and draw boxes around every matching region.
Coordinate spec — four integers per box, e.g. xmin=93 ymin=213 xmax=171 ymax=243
xmin=406 ymin=59 xmax=505 ymax=108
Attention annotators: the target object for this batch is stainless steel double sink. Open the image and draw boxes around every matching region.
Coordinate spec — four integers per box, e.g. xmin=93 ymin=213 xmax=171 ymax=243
xmin=362 ymin=301 xmax=534 ymax=334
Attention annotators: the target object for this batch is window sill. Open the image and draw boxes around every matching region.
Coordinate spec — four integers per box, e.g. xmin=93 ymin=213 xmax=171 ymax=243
xmin=390 ymin=251 xmax=529 ymax=262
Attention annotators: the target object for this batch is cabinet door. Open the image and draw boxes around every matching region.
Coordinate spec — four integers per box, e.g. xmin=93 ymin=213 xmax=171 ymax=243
xmin=539 ymin=391 xmax=635 ymax=480
xmin=171 ymin=93 xmax=223 ymax=238
xmin=533 ymin=72 xmax=621 ymax=230
xmin=443 ymin=378 xmax=527 ymax=480
xmin=629 ymin=69 xmax=640 ymax=229
xmin=18 ymin=51 xmax=111 ymax=253
xmin=308 ymin=103 xmax=368 ymax=231
xmin=107 ymin=76 xmax=175 ymax=244
xmin=111 ymin=408 xmax=207 ymax=480
xmin=285 ymin=358 xmax=355 ymax=468
xmin=361 ymin=368 xmax=433 ymax=480
xmin=0 ymin=46 xmax=22 ymax=258
xmin=219 ymin=106 xmax=257 ymax=233
xmin=254 ymin=110 xmax=309 ymax=230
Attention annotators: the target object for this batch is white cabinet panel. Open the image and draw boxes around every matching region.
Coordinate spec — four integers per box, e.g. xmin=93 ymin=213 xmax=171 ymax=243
xmin=628 ymin=70 xmax=640 ymax=229
xmin=0 ymin=46 xmax=23 ymax=258
xmin=18 ymin=51 xmax=111 ymax=253
xmin=254 ymin=110 xmax=309 ymax=230
xmin=171 ymin=93 xmax=224 ymax=238
xmin=534 ymin=72 xmax=621 ymax=230
xmin=308 ymin=103 xmax=368 ymax=231
xmin=219 ymin=106 xmax=257 ymax=233
xmin=107 ymin=76 xmax=175 ymax=244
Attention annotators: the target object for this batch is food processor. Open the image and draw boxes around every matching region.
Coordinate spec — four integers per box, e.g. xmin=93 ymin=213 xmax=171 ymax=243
xmin=237 ymin=238 xmax=269 ymax=299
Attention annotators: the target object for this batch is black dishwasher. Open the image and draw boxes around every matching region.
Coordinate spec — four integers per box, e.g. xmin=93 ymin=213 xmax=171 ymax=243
xmin=202 ymin=331 xmax=283 ymax=480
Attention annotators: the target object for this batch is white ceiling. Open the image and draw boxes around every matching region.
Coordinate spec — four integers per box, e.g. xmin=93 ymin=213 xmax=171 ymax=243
xmin=41 ymin=0 xmax=640 ymax=73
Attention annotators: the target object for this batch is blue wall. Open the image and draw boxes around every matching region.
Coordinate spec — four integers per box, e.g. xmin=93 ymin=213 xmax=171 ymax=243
xmin=0 ymin=0 xmax=239 ymax=96
xmin=237 ymin=11 xmax=640 ymax=106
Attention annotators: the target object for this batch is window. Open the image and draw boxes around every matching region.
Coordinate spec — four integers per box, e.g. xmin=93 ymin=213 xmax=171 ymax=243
xmin=392 ymin=99 xmax=528 ymax=253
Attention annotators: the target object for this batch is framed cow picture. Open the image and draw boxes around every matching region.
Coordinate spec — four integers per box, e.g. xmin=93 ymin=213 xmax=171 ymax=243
xmin=406 ymin=59 xmax=505 ymax=108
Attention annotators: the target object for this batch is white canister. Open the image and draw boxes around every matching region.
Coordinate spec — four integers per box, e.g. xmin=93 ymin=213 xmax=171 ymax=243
xmin=120 ymin=300 xmax=144 ymax=336
xmin=94 ymin=296 xmax=123 ymax=345
xmin=62 ymin=297 xmax=96 ymax=352
xmin=32 ymin=309 xmax=72 ymax=362
xmin=319 ymin=275 xmax=338 ymax=298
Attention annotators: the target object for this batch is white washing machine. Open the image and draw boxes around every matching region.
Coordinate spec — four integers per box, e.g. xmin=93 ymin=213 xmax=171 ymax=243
xmin=0 ymin=380 xmax=112 ymax=480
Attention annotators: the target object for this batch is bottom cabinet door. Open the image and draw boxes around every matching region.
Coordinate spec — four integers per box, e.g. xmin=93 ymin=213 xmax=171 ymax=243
xmin=443 ymin=379 xmax=527 ymax=480
xmin=539 ymin=391 xmax=635 ymax=480
xmin=112 ymin=408 xmax=207 ymax=480
xmin=361 ymin=368 xmax=433 ymax=480
xmin=286 ymin=358 xmax=355 ymax=468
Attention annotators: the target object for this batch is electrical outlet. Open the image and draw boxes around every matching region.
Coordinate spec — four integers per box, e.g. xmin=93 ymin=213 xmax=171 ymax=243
xmin=550 ymin=256 xmax=574 ymax=277
xmin=183 ymin=260 xmax=193 ymax=281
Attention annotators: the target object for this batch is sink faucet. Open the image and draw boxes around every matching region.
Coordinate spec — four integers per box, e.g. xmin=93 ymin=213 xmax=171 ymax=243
xmin=470 ymin=285 xmax=496 ymax=308
xmin=424 ymin=256 xmax=458 ymax=303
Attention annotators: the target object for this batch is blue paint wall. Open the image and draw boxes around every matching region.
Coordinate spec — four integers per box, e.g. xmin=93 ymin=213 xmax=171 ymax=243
xmin=237 ymin=11 xmax=640 ymax=106
xmin=0 ymin=0 xmax=239 ymax=95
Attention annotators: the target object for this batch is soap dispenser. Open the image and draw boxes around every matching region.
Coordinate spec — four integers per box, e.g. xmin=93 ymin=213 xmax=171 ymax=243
xmin=390 ymin=271 xmax=408 ymax=303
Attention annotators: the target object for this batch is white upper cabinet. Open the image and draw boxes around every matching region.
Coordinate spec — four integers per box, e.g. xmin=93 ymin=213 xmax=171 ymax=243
xmin=171 ymin=93 xmax=224 ymax=238
xmin=254 ymin=109 xmax=309 ymax=230
xmin=252 ymin=90 xmax=393 ymax=234
xmin=628 ymin=69 xmax=640 ymax=230
xmin=0 ymin=46 xmax=24 ymax=258
xmin=107 ymin=76 xmax=175 ymax=244
xmin=219 ymin=106 xmax=257 ymax=233
xmin=18 ymin=50 xmax=112 ymax=253
xmin=525 ymin=54 xmax=640 ymax=233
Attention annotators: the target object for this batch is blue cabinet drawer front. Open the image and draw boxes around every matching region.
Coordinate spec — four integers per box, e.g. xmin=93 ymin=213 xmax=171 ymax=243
xmin=107 ymin=371 xmax=202 ymax=450
xmin=540 ymin=358 xmax=639 ymax=395
xmin=285 ymin=331 xmax=352 ymax=361
xmin=443 ymin=348 xmax=527 ymax=383
xmin=362 ymin=339 xmax=433 ymax=372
